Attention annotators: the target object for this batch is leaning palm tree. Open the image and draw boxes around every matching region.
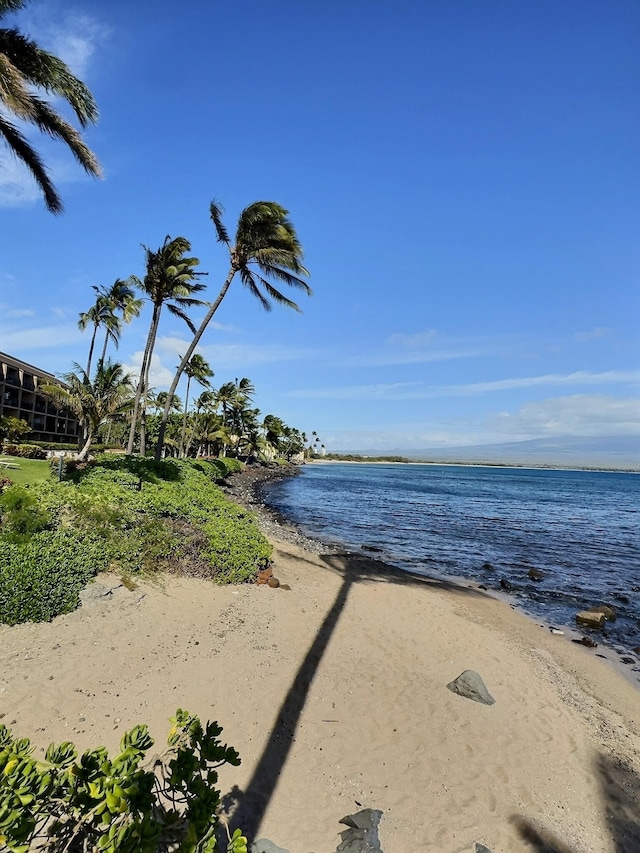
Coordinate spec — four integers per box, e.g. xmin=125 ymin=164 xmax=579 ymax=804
xmin=126 ymin=235 xmax=206 ymax=455
xmin=41 ymin=359 xmax=133 ymax=460
xmin=154 ymin=200 xmax=311 ymax=460
xmin=97 ymin=278 xmax=143 ymax=363
xmin=78 ymin=289 xmax=113 ymax=376
xmin=0 ymin=0 xmax=101 ymax=213
xmin=178 ymin=352 xmax=213 ymax=456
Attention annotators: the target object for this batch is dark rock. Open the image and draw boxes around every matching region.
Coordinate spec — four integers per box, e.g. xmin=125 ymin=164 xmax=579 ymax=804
xmin=621 ymin=657 xmax=635 ymax=665
xmin=267 ymin=576 xmax=280 ymax=588
xmin=500 ymin=578 xmax=513 ymax=591
xmin=478 ymin=584 xmax=488 ymax=591
xmin=447 ymin=670 xmax=495 ymax=706
xmin=633 ymin=647 xmax=640 ymax=655
xmin=592 ymin=604 xmax=617 ymax=621
xmin=476 ymin=845 xmax=494 ymax=853
xmin=612 ymin=593 xmax=630 ymax=604
xmin=482 ymin=562 xmax=495 ymax=571
xmin=362 ymin=545 xmax=383 ymax=553
xmin=336 ymin=808 xmax=384 ymax=853
xmin=251 ymin=840 xmax=291 ymax=853
xmin=527 ymin=568 xmax=544 ymax=582
xmin=576 ymin=610 xmax=606 ymax=629
xmin=631 ymin=587 xmax=640 ymax=593
xmin=572 ymin=636 xmax=598 ymax=648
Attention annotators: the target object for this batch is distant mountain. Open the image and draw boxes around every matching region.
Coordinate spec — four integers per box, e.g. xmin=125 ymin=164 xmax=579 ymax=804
xmin=354 ymin=435 xmax=640 ymax=470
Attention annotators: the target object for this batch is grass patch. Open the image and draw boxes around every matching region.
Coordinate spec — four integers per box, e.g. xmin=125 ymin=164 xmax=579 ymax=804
xmin=0 ymin=457 xmax=272 ymax=625
xmin=0 ymin=457 xmax=51 ymax=486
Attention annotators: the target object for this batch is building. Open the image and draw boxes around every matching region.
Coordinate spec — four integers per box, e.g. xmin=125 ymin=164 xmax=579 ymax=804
xmin=0 ymin=351 xmax=79 ymax=443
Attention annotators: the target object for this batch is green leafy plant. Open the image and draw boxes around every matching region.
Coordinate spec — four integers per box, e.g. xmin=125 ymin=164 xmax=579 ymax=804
xmin=0 ymin=710 xmax=244 ymax=853
xmin=0 ymin=485 xmax=52 ymax=540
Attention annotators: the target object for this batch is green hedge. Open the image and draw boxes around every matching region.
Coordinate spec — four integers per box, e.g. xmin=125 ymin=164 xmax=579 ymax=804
xmin=0 ymin=457 xmax=271 ymax=624
xmin=1 ymin=444 xmax=47 ymax=459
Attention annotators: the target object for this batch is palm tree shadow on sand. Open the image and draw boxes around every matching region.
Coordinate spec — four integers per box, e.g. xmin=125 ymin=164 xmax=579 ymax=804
xmin=223 ymin=549 xmax=488 ymax=843
xmin=510 ymin=743 xmax=640 ymax=851
xmin=221 ymin=549 xmax=640 ymax=851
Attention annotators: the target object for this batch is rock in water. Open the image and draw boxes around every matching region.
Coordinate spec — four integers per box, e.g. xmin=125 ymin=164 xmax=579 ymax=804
xmin=592 ymin=604 xmax=617 ymax=621
xmin=251 ymin=841 xmax=291 ymax=853
xmin=500 ymin=578 xmax=513 ymax=591
xmin=336 ymin=809 xmax=384 ymax=853
xmin=575 ymin=610 xmax=606 ymax=628
xmin=572 ymin=636 xmax=598 ymax=648
xmin=447 ymin=670 xmax=495 ymax=706
xmin=527 ymin=568 xmax=544 ymax=581
xmin=476 ymin=844 xmax=494 ymax=853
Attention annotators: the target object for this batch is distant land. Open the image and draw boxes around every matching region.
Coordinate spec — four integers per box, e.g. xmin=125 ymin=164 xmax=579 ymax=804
xmin=349 ymin=435 xmax=640 ymax=471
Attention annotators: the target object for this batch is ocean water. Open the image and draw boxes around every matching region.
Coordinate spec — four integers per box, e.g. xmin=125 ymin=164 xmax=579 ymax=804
xmin=263 ymin=463 xmax=640 ymax=655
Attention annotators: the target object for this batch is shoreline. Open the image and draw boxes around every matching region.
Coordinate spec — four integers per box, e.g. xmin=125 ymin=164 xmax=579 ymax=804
xmin=0 ymin=464 xmax=639 ymax=850
xmin=234 ymin=463 xmax=640 ymax=691
xmin=310 ymin=457 xmax=640 ymax=475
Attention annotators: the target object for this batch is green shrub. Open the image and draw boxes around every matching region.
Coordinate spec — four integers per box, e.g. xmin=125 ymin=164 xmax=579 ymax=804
xmin=0 ymin=710 xmax=247 ymax=853
xmin=0 ymin=457 xmax=272 ymax=624
xmin=2 ymin=444 xmax=47 ymax=459
xmin=0 ymin=530 xmax=108 ymax=623
xmin=0 ymin=485 xmax=52 ymax=541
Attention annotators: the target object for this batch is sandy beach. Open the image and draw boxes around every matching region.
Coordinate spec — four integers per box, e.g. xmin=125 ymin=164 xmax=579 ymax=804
xmin=1 ymin=474 xmax=639 ymax=852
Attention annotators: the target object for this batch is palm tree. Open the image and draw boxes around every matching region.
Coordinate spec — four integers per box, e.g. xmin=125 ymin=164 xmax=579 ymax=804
xmin=0 ymin=0 xmax=101 ymax=213
xmin=41 ymin=360 xmax=133 ymax=460
xmin=154 ymin=200 xmax=311 ymax=460
xmin=126 ymin=235 xmax=206 ymax=455
xmin=178 ymin=352 xmax=213 ymax=456
xmin=78 ymin=290 xmax=112 ymax=376
xmin=97 ymin=278 xmax=143 ymax=363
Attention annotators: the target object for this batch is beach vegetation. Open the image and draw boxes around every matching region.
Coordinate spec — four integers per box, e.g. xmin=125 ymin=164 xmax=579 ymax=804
xmin=155 ymin=201 xmax=311 ymax=460
xmin=0 ymin=709 xmax=246 ymax=853
xmin=0 ymin=456 xmax=270 ymax=625
xmin=0 ymin=0 xmax=101 ymax=214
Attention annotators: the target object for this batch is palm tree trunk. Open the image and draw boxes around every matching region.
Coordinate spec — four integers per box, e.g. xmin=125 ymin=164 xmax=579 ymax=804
xmin=179 ymin=374 xmax=192 ymax=458
xmin=86 ymin=323 xmax=98 ymax=377
xmin=155 ymin=267 xmax=236 ymax=461
xmin=127 ymin=304 xmax=160 ymax=454
xmin=100 ymin=330 xmax=109 ymax=365
xmin=77 ymin=425 xmax=94 ymax=461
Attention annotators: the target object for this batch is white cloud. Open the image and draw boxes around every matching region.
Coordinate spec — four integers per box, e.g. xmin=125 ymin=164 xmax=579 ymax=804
xmin=490 ymin=394 xmax=640 ymax=438
xmin=121 ymin=351 xmax=173 ymax=389
xmin=290 ymin=370 xmax=640 ymax=402
xmin=156 ymin=335 xmax=321 ymax=369
xmin=345 ymin=343 xmax=490 ymax=367
xmin=387 ymin=329 xmax=438 ymax=347
xmin=0 ymin=322 xmax=83 ymax=350
xmin=290 ymin=382 xmax=422 ymax=401
xmin=438 ymin=370 xmax=640 ymax=396
xmin=573 ymin=327 xmax=611 ymax=343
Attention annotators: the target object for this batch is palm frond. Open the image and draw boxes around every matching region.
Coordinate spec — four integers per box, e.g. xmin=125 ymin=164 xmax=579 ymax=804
xmin=253 ymin=273 xmax=301 ymax=311
xmin=166 ymin=303 xmax=198 ymax=334
xmin=209 ymin=200 xmax=230 ymax=245
xmin=0 ymin=113 xmax=61 ymax=211
xmin=0 ymin=29 xmax=98 ymax=124
xmin=239 ymin=268 xmax=271 ymax=311
xmin=27 ymin=96 xmax=101 ymax=176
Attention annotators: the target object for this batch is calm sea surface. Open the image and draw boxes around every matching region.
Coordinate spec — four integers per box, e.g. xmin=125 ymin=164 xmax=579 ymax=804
xmin=263 ymin=463 xmax=640 ymax=655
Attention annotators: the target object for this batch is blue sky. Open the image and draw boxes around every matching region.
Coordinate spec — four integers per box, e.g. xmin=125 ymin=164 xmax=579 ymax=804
xmin=1 ymin=0 xmax=638 ymax=453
